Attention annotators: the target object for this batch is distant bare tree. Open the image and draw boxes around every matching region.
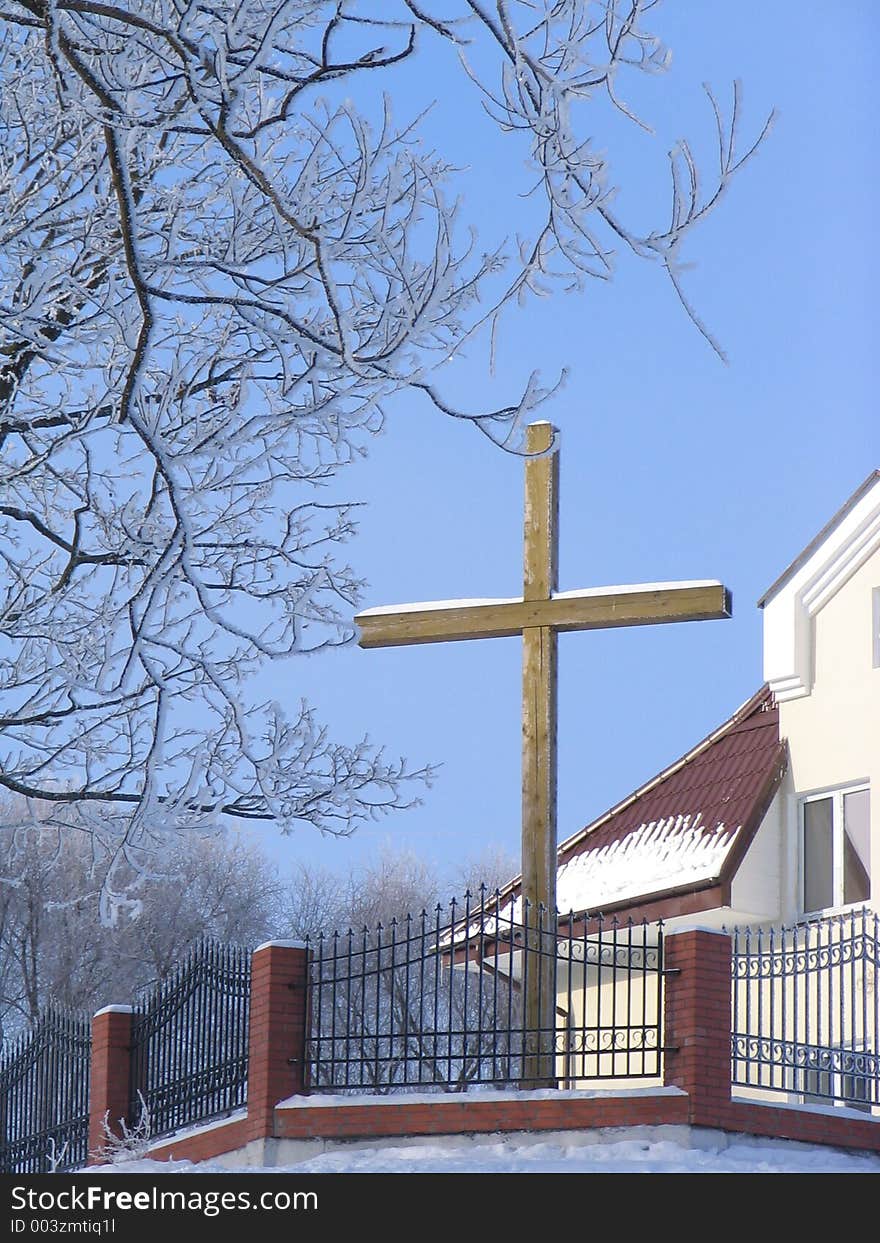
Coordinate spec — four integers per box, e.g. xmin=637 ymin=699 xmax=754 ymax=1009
xmin=282 ymin=860 xmax=347 ymax=944
xmin=284 ymin=841 xmax=441 ymax=938
xmin=447 ymin=845 xmax=519 ymax=902
xmin=0 ymin=809 xmax=111 ymax=1033
xmin=284 ymin=838 xmax=518 ymax=937
xmin=300 ymin=840 xmax=527 ymax=1092
xmin=0 ymin=2 xmax=770 ymax=897
xmin=112 ymin=831 xmax=286 ymax=983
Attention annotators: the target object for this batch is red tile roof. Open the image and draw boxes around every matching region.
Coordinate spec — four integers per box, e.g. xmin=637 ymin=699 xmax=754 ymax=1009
xmin=500 ymin=686 xmax=786 ymax=918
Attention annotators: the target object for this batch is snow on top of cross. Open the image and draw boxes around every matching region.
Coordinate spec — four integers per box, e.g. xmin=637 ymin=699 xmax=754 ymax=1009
xmin=356 ymin=581 xmax=724 ymax=617
xmin=553 ymin=580 xmax=723 ymax=599
xmin=357 ymin=596 xmax=515 ymax=616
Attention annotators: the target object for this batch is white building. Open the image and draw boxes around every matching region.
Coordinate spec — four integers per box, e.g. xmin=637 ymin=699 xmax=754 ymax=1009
xmin=761 ymin=470 xmax=878 ymax=925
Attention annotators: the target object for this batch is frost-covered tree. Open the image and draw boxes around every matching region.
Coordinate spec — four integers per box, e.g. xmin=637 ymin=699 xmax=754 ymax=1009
xmin=0 ymin=2 xmax=770 ymax=899
xmin=0 ymin=797 xmax=284 ymax=1036
xmin=284 ymin=840 xmax=531 ymax=940
xmin=284 ymin=842 xmax=442 ymax=938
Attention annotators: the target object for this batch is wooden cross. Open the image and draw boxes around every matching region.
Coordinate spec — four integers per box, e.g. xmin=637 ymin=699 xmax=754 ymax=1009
xmin=355 ymin=421 xmax=731 ymax=1082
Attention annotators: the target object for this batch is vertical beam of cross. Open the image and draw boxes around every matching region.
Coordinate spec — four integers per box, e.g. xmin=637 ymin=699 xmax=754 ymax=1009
xmin=521 ymin=423 xmax=559 ymax=1083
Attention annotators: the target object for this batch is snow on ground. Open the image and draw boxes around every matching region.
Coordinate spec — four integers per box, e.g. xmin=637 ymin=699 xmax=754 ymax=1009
xmin=93 ymin=1128 xmax=880 ymax=1175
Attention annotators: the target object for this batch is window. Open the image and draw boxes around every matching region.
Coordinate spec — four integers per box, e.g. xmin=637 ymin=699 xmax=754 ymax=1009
xmin=874 ymin=587 xmax=880 ymax=668
xmin=801 ymin=785 xmax=870 ymax=914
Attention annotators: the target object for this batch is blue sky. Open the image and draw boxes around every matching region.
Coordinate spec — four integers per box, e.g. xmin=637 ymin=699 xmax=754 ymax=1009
xmin=251 ymin=2 xmax=878 ymax=891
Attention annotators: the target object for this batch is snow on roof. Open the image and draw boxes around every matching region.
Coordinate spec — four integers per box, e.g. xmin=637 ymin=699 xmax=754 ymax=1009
xmin=556 ymin=814 xmax=738 ymax=913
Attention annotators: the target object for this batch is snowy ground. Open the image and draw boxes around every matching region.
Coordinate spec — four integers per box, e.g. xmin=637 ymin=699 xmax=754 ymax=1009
xmin=94 ymin=1127 xmax=880 ymax=1175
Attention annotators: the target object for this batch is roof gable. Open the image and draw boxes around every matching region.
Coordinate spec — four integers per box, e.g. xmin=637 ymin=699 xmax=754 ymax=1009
xmin=760 ymin=470 xmax=880 ymax=701
xmin=758 ymin=470 xmax=880 ymax=608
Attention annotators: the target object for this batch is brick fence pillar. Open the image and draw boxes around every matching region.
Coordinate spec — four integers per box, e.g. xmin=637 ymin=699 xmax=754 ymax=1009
xmin=88 ymin=1005 xmax=133 ymax=1164
xmin=246 ymin=941 xmax=310 ymax=1143
xmin=663 ymin=927 xmax=733 ymax=1128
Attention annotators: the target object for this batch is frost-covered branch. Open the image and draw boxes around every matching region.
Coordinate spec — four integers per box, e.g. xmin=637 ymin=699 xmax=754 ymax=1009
xmin=0 ymin=1 xmax=768 ymax=871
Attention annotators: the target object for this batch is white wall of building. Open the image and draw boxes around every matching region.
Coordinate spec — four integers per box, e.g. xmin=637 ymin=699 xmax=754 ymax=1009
xmin=778 ymin=549 xmax=879 ymax=801
xmin=729 ymin=787 xmax=785 ymax=923
xmin=763 ymin=480 xmax=880 ymax=919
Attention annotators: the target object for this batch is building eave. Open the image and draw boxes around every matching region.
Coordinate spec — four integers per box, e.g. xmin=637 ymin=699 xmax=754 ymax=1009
xmin=757 ymin=470 xmax=880 ymax=608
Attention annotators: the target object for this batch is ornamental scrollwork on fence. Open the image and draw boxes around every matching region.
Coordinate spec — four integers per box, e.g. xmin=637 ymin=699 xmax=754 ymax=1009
xmin=557 ymin=939 xmax=661 ymax=972
xmin=730 ymin=908 xmax=880 ymax=1109
xmin=562 ymin=1028 xmax=660 ymax=1056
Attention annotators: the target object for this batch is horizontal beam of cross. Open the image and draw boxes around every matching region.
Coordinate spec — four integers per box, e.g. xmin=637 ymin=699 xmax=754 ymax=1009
xmin=355 ymin=581 xmax=732 ymax=649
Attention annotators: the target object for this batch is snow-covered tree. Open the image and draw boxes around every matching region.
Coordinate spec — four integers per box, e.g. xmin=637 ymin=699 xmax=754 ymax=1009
xmin=0 ymin=2 xmax=770 ymax=898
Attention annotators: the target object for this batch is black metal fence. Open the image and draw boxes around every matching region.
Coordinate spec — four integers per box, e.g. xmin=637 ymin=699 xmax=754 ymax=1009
xmin=130 ymin=940 xmax=251 ymax=1139
xmin=731 ymin=908 xmax=880 ymax=1110
xmin=0 ymin=1009 xmax=91 ymax=1173
xmin=306 ymin=889 xmax=665 ymax=1092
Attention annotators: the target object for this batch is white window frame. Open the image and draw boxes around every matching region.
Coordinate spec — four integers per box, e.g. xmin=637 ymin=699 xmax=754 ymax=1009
xmin=798 ymin=782 xmax=871 ymax=916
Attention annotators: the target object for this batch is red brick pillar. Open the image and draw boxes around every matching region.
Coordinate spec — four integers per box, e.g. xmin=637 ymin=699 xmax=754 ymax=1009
xmin=88 ymin=1005 xmax=133 ymax=1164
xmin=663 ymin=927 xmax=733 ymax=1128
xmin=247 ymin=941 xmax=310 ymax=1142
